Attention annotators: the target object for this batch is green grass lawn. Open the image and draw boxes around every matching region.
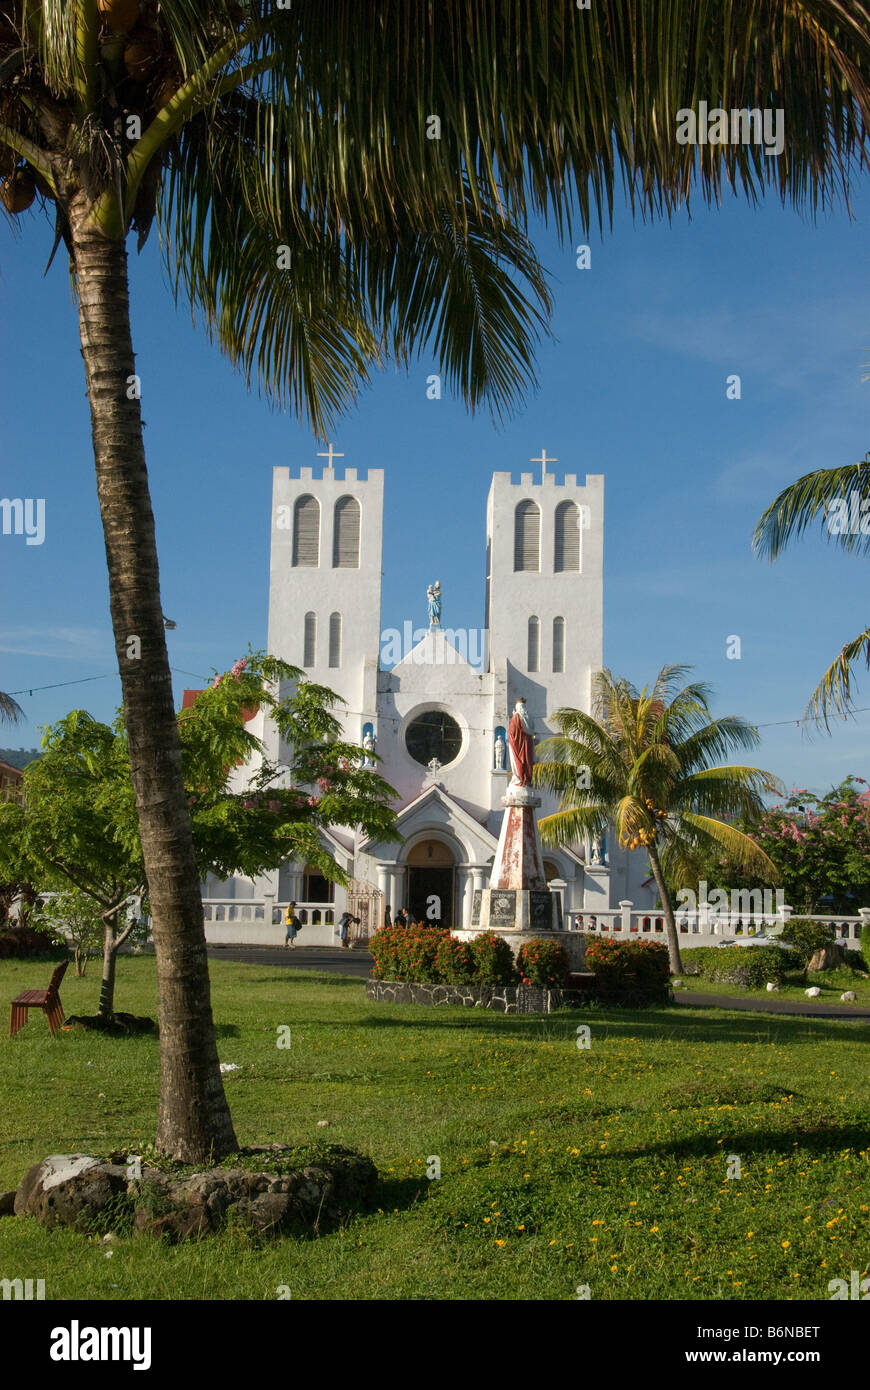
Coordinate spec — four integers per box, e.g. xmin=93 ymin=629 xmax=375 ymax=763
xmin=677 ymin=964 xmax=870 ymax=1007
xmin=1 ymin=955 xmax=868 ymax=1301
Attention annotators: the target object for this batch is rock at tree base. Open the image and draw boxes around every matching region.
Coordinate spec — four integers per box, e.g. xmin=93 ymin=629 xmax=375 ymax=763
xmin=806 ymin=944 xmax=847 ymax=973
xmin=14 ymin=1155 xmax=128 ymax=1229
xmin=13 ymin=1148 xmax=377 ymax=1241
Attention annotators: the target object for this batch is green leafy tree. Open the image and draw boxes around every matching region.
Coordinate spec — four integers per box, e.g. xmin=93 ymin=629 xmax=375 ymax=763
xmin=0 ymin=653 xmax=398 ymax=1023
xmin=753 ymin=455 xmax=870 ymax=725
xmin=533 ymin=665 xmax=782 ymax=973
xmin=37 ymin=889 xmax=107 ymax=977
xmin=4 ymin=2 xmax=870 ymax=1157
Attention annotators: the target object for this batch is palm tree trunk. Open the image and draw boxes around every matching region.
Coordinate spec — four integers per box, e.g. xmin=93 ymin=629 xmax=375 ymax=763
xmin=68 ymin=195 xmax=237 ymax=1161
xmin=646 ymin=843 xmax=683 ymax=975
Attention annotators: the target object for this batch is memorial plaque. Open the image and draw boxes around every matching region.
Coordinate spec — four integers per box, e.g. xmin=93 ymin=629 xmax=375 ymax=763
xmin=530 ymin=892 xmax=553 ymax=927
xmin=471 ymin=889 xmax=482 ymax=926
xmin=489 ymin=891 xmax=516 ymax=926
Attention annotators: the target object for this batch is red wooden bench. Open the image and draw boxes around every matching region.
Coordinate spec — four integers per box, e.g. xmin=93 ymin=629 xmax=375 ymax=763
xmin=9 ymin=959 xmax=69 ymax=1038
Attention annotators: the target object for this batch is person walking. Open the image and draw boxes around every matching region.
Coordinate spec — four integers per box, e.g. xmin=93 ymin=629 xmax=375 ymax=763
xmin=284 ymin=901 xmax=301 ymax=947
xmin=336 ymin=910 xmax=361 ymax=949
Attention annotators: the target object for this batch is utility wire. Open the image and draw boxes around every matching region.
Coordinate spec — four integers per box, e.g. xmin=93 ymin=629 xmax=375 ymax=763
xmin=6 ymin=670 xmax=870 ymax=734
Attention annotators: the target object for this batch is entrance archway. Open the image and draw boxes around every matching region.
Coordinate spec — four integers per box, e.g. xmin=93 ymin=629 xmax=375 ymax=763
xmin=406 ymin=838 xmax=456 ymax=926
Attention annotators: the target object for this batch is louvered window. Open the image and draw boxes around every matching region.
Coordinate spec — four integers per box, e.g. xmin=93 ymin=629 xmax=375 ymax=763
xmin=553 ymin=617 xmax=565 ymax=673
xmin=527 ymin=616 xmax=540 ymax=672
xmin=303 ymin=612 xmax=317 ymax=668
xmin=293 ymin=495 xmax=320 ymax=567
xmin=328 ymin=612 xmax=342 ymax=668
xmin=332 ymin=496 xmax=360 ymax=568
xmin=514 ymin=500 xmax=541 ymax=572
xmin=554 ymin=500 xmax=580 ymax=572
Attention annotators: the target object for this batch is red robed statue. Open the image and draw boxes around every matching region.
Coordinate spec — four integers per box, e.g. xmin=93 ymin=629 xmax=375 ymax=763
xmin=507 ymin=699 xmax=535 ymax=786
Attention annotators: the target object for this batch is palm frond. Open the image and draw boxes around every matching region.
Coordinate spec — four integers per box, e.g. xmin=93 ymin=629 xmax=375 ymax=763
xmin=804 ymin=625 xmax=870 ymax=726
xmin=662 ymin=811 xmax=780 ymax=880
xmin=0 ymin=690 xmax=24 ymax=724
xmin=753 ymin=458 xmax=870 ymax=560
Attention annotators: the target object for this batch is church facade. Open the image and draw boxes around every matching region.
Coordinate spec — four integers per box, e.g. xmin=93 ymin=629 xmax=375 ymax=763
xmin=204 ymin=457 xmax=656 ymax=937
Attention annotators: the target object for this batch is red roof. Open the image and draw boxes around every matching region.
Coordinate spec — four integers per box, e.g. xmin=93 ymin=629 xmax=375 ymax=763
xmin=181 ymin=689 xmax=259 ymax=723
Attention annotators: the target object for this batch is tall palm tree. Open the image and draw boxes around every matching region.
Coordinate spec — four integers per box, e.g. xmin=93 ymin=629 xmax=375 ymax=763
xmin=753 ymin=454 xmax=870 ymax=726
xmin=2 ymin=3 xmax=869 ymax=1159
xmin=533 ymin=667 xmax=782 ymax=972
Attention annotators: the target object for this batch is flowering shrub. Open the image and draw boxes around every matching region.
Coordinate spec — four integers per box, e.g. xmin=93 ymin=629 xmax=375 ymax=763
xmin=368 ymin=925 xmax=405 ymax=980
xmin=434 ymin=934 xmax=476 ymax=984
xmin=469 ymin=931 xmax=516 ymax=985
xmin=517 ymin=938 xmax=568 ymax=986
xmin=369 ymin=923 xmax=449 ymax=982
xmin=584 ymin=938 xmax=670 ymax=1003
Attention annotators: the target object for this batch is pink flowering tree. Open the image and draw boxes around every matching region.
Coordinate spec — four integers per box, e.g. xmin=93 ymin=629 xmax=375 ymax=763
xmin=671 ymin=778 xmax=870 ymax=914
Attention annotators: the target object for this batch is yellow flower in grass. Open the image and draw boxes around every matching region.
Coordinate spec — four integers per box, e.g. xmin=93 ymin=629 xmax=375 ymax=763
xmin=782 ymin=1241 xmax=790 ymax=1249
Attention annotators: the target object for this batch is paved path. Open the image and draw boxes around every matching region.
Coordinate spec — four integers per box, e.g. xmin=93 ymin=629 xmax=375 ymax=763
xmin=206 ymin=947 xmax=870 ymax=1018
xmin=673 ymin=990 xmax=870 ymax=1020
xmin=207 ymin=944 xmax=373 ymax=978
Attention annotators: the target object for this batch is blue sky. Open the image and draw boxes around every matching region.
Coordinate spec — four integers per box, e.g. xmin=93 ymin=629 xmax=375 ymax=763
xmin=1 ymin=179 xmax=868 ymax=793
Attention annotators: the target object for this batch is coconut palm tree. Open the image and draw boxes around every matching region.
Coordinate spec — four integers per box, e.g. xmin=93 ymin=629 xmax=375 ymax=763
xmin=753 ymin=454 xmax=870 ymax=727
xmin=533 ymin=666 xmax=782 ymax=972
xmin=2 ymin=3 xmax=870 ymax=1159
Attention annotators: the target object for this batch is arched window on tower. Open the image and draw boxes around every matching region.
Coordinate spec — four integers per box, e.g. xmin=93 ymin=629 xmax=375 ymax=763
xmin=332 ymin=495 xmax=360 ymax=568
xmin=527 ymin=616 xmax=540 ymax=672
xmin=554 ymin=500 xmax=580 ymax=572
xmin=293 ymin=494 xmax=320 ymax=567
xmin=303 ymin=612 xmax=317 ymax=667
xmin=328 ymin=612 xmax=342 ymax=668
xmin=514 ymin=500 xmax=541 ymax=572
xmin=552 ymin=616 xmax=565 ymax=673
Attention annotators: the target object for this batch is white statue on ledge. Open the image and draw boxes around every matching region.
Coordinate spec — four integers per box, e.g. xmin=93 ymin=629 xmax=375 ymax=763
xmin=494 ymin=732 xmax=506 ymax=770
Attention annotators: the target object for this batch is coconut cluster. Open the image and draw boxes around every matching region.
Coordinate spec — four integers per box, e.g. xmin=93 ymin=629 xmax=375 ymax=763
xmin=0 ymin=0 xmax=229 ymax=216
xmin=619 ymin=798 xmax=668 ymax=850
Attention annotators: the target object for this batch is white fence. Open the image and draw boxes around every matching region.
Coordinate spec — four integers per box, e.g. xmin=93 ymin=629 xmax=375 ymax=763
xmin=202 ymin=899 xmax=358 ymax=949
xmin=570 ymin=902 xmax=869 ymax=951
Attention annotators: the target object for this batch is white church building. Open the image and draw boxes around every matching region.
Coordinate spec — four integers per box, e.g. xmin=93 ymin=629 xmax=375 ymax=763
xmin=202 ymin=455 xmax=656 ymax=944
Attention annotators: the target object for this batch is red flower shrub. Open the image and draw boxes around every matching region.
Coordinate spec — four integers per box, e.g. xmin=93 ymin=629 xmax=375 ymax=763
xmin=584 ymin=938 xmax=670 ymax=1003
xmin=369 ymin=923 xmax=449 ymax=982
xmin=517 ymin=938 xmax=568 ymax=987
xmin=434 ymin=935 xmax=476 ymax=984
xmin=469 ymin=931 xmax=516 ymax=985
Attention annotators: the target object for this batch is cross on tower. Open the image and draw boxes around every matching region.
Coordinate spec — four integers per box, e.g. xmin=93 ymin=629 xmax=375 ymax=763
xmin=530 ymin=448 xmax=558 ymax=482
xmin=317 ymin=443 xmax=345 ymax=467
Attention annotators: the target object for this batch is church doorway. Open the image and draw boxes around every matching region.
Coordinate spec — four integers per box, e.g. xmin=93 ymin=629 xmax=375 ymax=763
xmin=406 ymin=839 xmax=456 ymax=926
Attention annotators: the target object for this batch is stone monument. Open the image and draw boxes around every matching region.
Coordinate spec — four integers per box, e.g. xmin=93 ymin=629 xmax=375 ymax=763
xmin=467 ymin=699 xmax=562 ymax=940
